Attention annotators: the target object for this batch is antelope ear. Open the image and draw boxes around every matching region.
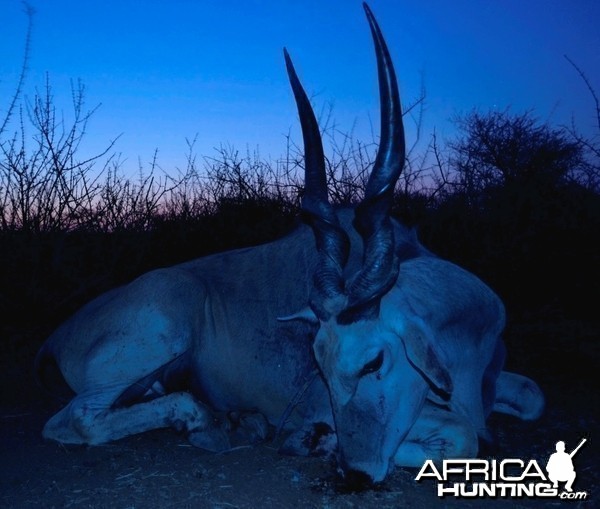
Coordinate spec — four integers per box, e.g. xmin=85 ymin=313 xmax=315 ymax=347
xmin=277 ymin=307 xmax=319 ymax=325
xmin=400 ymin=323 xmax=453 ymax=399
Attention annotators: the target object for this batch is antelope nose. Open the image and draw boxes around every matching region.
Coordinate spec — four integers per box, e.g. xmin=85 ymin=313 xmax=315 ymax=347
xmin=338 ymin=468 xmax=374 ymax=492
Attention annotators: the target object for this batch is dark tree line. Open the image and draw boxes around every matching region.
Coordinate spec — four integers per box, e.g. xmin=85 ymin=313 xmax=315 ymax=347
xmin=1 ymin=103 xmax=598 ymax=357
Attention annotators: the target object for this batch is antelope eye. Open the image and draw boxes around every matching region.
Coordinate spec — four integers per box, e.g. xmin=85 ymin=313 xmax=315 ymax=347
xmin=360 ymin=350 xmax=384 ymax=377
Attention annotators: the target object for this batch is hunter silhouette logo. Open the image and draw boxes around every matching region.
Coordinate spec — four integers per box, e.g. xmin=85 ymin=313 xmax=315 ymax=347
xmin=415 ymin=437 xmax=589 ymax=500
xmin=546 ymin=439 xmax=586 ymax=493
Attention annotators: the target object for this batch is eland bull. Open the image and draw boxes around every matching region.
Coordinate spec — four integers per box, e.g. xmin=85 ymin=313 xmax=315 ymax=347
xmin=35 ymin=3 xmax=544 ymax=487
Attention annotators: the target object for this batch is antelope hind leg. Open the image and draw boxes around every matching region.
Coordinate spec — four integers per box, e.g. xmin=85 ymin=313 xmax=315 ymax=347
xmin=43 ymin=387 xmax=230 ymax=452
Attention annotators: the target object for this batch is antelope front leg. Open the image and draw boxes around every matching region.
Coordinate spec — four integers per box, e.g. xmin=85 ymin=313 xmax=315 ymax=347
xmin=494 ymin=371 xmax=545 ymax=420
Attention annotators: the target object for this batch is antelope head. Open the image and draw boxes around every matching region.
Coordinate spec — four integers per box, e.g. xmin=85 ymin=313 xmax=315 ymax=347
xmin=284 ymin=4 xmax=445 ymax=485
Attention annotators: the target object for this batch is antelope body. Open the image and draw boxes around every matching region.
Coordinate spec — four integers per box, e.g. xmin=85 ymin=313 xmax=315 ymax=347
xmin=35 ymin=4 xmax=544 ymax=485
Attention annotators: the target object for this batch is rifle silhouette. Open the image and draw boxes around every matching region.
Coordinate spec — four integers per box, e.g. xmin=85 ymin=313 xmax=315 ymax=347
xmin=569 ymin=438 xmax=587 ymax=458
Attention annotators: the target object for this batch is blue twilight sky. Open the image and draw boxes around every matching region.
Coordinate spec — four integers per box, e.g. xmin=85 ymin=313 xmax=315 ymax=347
xmin=2 ymin=0 xmax=599 ymax=174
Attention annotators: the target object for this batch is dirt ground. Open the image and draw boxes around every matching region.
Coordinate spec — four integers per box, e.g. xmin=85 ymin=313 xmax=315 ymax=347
xmin=0 ymin=334 xmax=597 ymax=509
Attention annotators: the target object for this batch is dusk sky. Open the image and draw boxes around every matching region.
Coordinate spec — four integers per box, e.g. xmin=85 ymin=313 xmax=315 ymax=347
xmin=2 ymin=0 xmax=599 ymax=175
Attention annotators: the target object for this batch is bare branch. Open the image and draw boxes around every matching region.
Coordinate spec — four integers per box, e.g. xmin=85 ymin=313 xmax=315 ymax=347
xmin=564 ymin=54 xmax=600 ymax=134
xmin=1 ymin=2 xmax=35 ymax=136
